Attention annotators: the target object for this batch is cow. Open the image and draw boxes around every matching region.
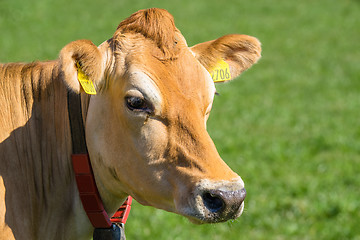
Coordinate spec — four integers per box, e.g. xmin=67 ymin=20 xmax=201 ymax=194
xmin=0 ymin=8 xmax=261 ymax=240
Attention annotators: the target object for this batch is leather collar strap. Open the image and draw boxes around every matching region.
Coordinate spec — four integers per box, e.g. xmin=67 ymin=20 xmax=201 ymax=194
xmin=67 ymin=91 xmax=132 ymax=229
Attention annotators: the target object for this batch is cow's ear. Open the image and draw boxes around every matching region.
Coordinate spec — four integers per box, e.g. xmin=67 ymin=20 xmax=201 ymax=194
xmin=191 ymin=34 xmax=261 ymax=82
xmin=59 ymin=40 xmax=104 ymax=94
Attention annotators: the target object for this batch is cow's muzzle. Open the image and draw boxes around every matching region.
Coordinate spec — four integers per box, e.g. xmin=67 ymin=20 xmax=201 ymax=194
xmin=201 ymin=187 xmax=246 ymax=219
xmin=185 ymin=179 xmax=246 ymax=223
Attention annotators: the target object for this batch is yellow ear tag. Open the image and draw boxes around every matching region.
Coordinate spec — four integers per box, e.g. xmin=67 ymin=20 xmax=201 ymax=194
xmin=208 ymin=59 xmax=231 ymax=83
xmin=76 ymin=62 xmax=97 ymax=95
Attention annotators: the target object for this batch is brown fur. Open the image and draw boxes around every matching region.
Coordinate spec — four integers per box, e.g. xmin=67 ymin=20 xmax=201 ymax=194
xmin=0 ymin=8 xmax=261 ymax=240
xmin=0 ymin=61 xmax=91 ymax=240
xmin=116 ymin=8 xmax=179 ymax=58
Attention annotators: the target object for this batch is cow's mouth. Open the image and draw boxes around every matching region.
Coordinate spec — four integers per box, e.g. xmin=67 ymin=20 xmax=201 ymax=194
xmin=185 ymin=201 xmax=245 ymax=224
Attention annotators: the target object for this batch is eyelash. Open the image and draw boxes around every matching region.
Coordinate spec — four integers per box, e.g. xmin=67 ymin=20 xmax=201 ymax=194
xmin=125 ymin=96 xmax=153 ymax=114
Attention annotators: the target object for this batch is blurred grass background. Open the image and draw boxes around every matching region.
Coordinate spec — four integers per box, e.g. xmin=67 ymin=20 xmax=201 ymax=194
xmin=1 ymin=0 xmax=359 ymax=239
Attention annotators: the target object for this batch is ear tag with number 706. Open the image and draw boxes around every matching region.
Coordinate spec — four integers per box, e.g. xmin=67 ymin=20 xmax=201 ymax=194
xmin=209 ymin=59 xmax=231 ymax=83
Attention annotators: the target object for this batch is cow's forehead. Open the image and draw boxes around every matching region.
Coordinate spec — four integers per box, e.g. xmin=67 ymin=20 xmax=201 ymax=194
xmin=122 ymin=37 xmax=215 ymax=112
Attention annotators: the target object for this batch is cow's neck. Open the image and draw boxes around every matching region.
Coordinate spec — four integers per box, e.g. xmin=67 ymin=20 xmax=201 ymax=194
xmin=0 ymin=62 xmax=93 ymax=239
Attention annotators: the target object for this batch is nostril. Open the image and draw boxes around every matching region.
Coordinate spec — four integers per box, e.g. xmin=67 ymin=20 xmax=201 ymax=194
xmin=202 ymin=191 xmax=225 ymax=213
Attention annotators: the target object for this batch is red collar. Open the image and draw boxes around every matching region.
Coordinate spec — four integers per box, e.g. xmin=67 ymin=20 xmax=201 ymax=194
xmin=67 ymin=91 xmax=132 ymax=229
xmin=71 ymin=154 xmax=132 ymax=228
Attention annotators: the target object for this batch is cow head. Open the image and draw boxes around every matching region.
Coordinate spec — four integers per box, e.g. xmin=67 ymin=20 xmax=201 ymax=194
xmin=59 ymin=8 xmax=261 ymax=224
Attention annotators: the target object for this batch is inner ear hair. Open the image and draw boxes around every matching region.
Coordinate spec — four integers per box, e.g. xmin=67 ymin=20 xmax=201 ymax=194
xmin=59 ymin=40 xmax=104 ymax=93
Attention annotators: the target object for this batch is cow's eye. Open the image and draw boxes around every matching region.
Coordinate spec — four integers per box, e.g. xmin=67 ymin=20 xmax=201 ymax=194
xmin=125 ymin=96 xmax=149 ymax=112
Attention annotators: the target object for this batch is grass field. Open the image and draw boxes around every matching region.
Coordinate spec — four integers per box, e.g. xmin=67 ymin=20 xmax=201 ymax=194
xmin=1 ymin=0 xmax=360 ymax=239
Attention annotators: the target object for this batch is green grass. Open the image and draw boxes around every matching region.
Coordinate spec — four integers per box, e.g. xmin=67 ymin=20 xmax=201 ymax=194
xmin=1 ymin=0 xmax=360 ymax=239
